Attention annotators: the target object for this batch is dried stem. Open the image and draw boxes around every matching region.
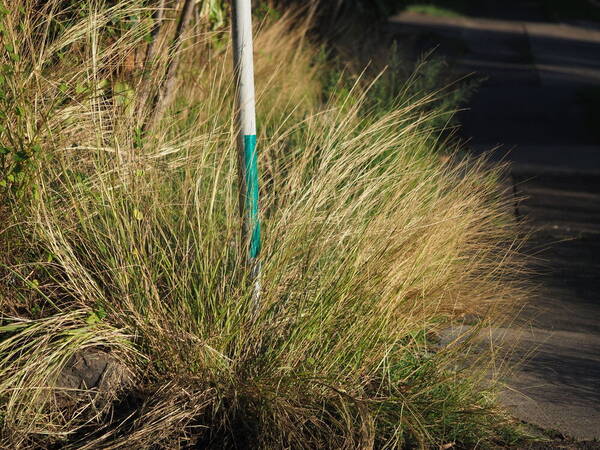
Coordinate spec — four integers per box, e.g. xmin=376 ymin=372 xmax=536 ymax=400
xmin=146 ymin=0 xmax=195 ymax=129
xmin=137 ymin=0 xmax=168 ymax=123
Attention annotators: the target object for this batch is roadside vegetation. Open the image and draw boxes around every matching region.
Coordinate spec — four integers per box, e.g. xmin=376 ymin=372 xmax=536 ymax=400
xmin=0 ymin=0 xmax=528 ymax=448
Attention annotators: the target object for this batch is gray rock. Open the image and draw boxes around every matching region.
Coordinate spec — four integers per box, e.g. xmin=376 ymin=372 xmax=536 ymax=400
xmin=55 ymin=348 xmax=133 ymax=409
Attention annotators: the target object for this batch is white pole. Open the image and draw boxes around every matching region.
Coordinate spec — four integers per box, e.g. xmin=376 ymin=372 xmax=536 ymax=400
xmin=232 ymin=0 xmax=261 ymax=299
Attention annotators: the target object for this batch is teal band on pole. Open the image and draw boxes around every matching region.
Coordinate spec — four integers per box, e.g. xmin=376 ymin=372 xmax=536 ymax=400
xmin=244 ymin=134 xmax=261 ymax=259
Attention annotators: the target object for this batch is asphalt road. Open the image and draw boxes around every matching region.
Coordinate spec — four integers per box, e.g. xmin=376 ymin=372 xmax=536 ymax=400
xmin=388 ymin=1 xmax=600 ymax=441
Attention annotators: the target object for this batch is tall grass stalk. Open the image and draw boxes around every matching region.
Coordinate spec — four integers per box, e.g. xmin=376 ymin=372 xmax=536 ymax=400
xmin=0 ymin=1 xmax=527 ymax=448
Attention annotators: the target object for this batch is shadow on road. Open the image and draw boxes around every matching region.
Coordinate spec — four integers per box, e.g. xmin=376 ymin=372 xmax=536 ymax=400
xmin=387 ymin=0 xmax=600 ymax=439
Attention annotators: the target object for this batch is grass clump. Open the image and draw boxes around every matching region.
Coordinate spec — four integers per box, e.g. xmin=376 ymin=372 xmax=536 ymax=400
xmin=0 ymin=1 xmax=527 ymax=448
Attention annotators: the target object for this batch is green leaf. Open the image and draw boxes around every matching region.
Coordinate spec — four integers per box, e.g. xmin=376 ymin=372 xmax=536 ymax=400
xmin=13 ymin=151 xmax=29 ymax=162
xmin=133 ymin=208 xmax=143 ymax=220
xmin=86 ymin=311 xmax=100 ymax=325
xmin=96 ymin=304 xmax=107 ymax=320
xmin=86 ymin=304 xmax=107 ymax=325
xmin=133 ymin=127 xmax=144 ymax=149
xmin=97 ymin=78 xmax=109 ymax=91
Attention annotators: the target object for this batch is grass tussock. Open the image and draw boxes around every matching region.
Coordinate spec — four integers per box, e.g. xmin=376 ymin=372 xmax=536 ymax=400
xmin=0 ymin=1 xmax=527 ymax=448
